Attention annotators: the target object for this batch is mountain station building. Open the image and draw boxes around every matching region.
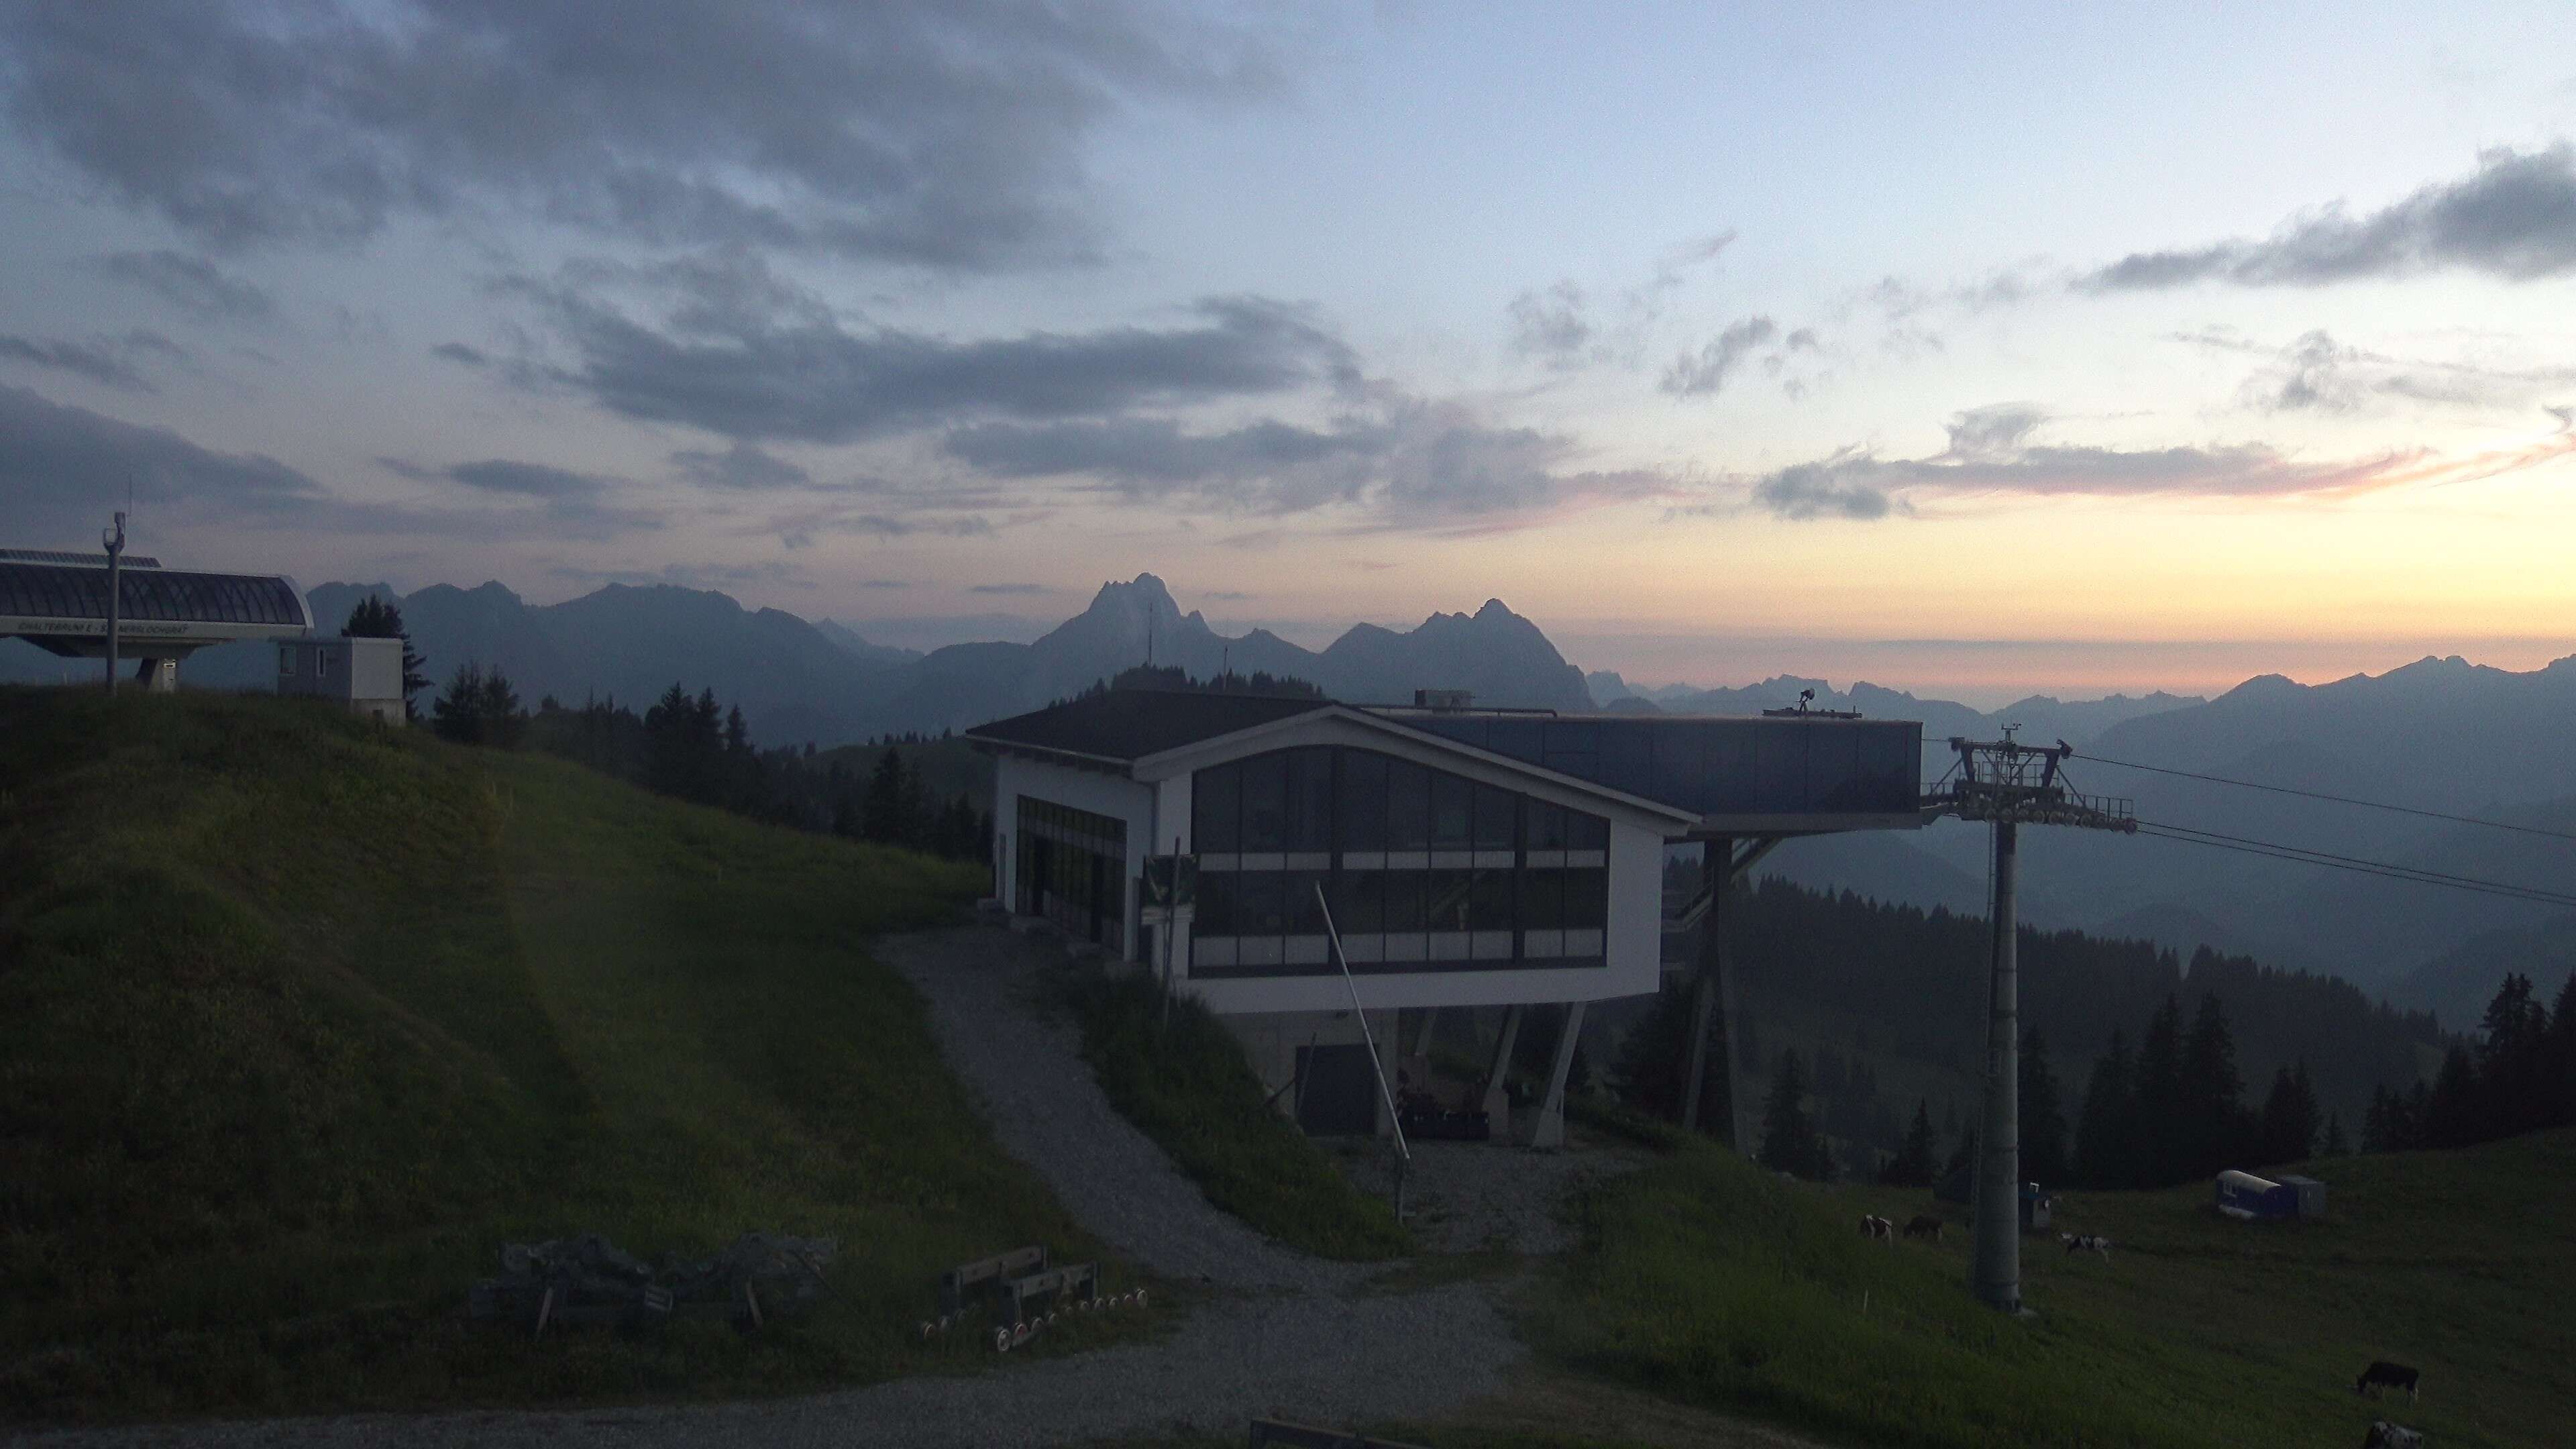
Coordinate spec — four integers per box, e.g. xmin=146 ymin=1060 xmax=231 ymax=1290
xmin=0 ymin=547 xmax=312 ymax=690
xmin=968 ymin=688 xmax=1924 ymax=1142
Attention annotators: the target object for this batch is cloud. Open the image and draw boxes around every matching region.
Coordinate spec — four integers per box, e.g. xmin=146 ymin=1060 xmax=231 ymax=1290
xmin=672 ymin=443 xmax=814 ymax=490
xmin=1942 ymin=402 xmax=2049 ymax=460
xmin=0 ymin=333 xmax=158 ymax=391
xmin=523 ymin=276 xmax=1354 ymax=443
xmin=2082 ymin=143 xmax=2576 ymax=289
xmin=1507 ymin=280 xmax=1591 ymax=362
xmin=1751 ymin=453 xmax=1898 ymax=520
xmin=1661 ymin=316 xmax=1778 ymax=398
xmin=943 ymin=389 xmax=1678 ymax=531
xmin=970 ymin=582 xmax=1053 ymax=594
xmin=1 ymin=2 xmax=1282 ymax=268
xmin=545 ymin=559 xmax=813 ymax=592
xmin=2177 ymin=327 xmax=2576 ymax=414
xmin=431 ymin=341 xmax=490 ymax=367
xmin=385 ymin=456 xmax=665 ymax=538
xmin=1725 ymin=405 xmax=2576 ymax=521
xmin=93 ymin=250 xmax=276 ymax=321
xmin=0 ymin=382 xmax=321 ymax=534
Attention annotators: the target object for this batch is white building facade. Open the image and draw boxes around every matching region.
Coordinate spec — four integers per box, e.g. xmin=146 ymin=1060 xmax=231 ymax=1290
xmin=971 ymin=690 xmax=1922 ymax=1142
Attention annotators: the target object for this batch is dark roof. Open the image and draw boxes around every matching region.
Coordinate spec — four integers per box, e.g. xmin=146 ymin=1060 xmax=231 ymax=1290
xmin=968 ymin=689 xmax=1331 ymax=761
xmin=0 ymin=561 xmax=305 ymax=627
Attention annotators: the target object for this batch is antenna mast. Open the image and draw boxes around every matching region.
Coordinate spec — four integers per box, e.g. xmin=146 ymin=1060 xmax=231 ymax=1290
xmin=1935 ymin=732 xmax=2133 ymax=1314
xmin=101 ymin=511 xmax=127 ymax=696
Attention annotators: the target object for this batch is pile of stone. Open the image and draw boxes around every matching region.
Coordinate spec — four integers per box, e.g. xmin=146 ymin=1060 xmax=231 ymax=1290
xmin=469 ymin=1231 xmax=838 ymax=1334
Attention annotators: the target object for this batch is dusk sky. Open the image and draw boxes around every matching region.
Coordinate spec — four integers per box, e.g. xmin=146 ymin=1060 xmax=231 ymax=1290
xmin=7 ymin=2 xmax=2576 ymax=705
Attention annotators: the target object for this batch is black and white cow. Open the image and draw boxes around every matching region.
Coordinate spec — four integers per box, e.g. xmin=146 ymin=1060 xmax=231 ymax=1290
xmin=2057 ymin=1232 xmax=2112 ymax=1259
xmin=2361 ymin=1419 xmax=2424 ymax=1448
xmin=2355 ymin=1360 xmax=2420 ymax=1404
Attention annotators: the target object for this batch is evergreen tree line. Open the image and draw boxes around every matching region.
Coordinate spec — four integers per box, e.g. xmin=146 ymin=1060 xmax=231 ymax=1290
xmin=426 ymin=664 xmax=991 ymax=864
xmin=2362 ymin=971 xmax=2576 ymax=1152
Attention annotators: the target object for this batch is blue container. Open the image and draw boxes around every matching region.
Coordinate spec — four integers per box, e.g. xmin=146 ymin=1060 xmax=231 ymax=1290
xmin=2214 ymin=1169 xmax=2299 ymax=1220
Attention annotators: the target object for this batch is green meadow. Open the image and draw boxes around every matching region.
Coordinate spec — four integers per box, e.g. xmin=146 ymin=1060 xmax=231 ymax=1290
xmin=0 ymin=688 xmax=1138 ymax=1423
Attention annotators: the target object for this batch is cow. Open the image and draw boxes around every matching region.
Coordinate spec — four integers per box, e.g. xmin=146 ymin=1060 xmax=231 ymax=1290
xmin=2057 ymin=1232 xmax=2112 ymax=1259
xmin=2362 ymin=1420 xmax=2424 ymax=1448
xmin=1859 ymin=1214 xmax=1893 ymax=1241
xmin=1902 ymin=1214 xmax=1944 ymax=1242
xmin=2355 ymin=1360 xmax=2420 ymax=1404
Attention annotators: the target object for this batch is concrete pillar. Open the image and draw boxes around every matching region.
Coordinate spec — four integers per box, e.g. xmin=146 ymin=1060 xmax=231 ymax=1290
xmin=1683 ymin=838 xmax=1741 ymax=1150
xmin=1529 ymin=1001 xmax=1589 ymax=1150
xmin=139 ymin=657 xmax=177 ymax=693
xmin=1408 ymin=1006 xmax=1442 ymax=1059
xmin=1972 ymin=820 xmax=2023 ymax=1313
xmin=1480 ymin=1004 xmax=1524 ymax=1132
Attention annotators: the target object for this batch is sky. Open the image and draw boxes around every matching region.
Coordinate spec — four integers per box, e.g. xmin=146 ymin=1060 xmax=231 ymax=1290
xmin=5 ymin=1 xmax=2576 ymax=707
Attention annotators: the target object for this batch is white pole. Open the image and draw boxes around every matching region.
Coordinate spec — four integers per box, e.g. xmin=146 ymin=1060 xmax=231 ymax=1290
xmin=1315 ymin=881 xmax=1409 ymax=1212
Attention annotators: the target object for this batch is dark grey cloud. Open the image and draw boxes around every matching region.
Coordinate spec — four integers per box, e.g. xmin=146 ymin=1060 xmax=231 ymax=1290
xmin=528 ymin=279 xmax=1353 ymax=443
xmin=1507 ymin=280 xmax=1591 ymax=362
xmin=1752 ymin=453 xmax=1897 ymax=520
xmin=672 ymin=443 xmax=814 ymax=491
xmin=373 ymin=455 xmax=663 ymax=539
xmin=547 ymin=559 xmax=812 ymax=592
xmin=1660 ymin=316 xmax=1778 ymax=398
xmin=431 ymin=341 xmax=490 ymax=367
xmin=2083 ymin=144 xmax=2576 ymax=290
xmin=93 ymin=250 xmax=276 ymax=321
xmin=944 ymin=391 xmax=1674 ymax=531
xmin=1729 ymin=409 xmax=2436 ymax=521
xmin=1 ymin=1 xmax=1281 ymax=268
xmin=0 ymin=382 xmax=321 ymax=535
xmin=0 ymin=333 xmax=156 ymax=390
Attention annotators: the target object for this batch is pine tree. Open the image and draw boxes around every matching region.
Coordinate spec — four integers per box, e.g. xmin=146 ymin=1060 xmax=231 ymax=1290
xmin=2182 ymin=993 xmax=2251 ymax=1179
xmin=2020 ymin=1028 xmax=2071 ymax=1186
xmin=2424 ymin=1043 xmax=2480 ymax=1149
xmin=2322 ymin=1110 xmax=2349 ymax=1157
xmin=1759 ymin=1049 xmax=1822 ymax=1177
xmin=2133 ymin=996 xmax=2187 ymax=1185
xmin=2551 ymin=971 xmax=2576 ymax=1130
xmin=864 ymin=747 xmax=915 ymax=846
xmin=2076 ymin=1029 xmax=2136 ymax=1187
xmin=2258 ymin=1061 xmax=2320 ymax=1165
xmin=1881 ymin=1099 xmax=1939 ymax=1187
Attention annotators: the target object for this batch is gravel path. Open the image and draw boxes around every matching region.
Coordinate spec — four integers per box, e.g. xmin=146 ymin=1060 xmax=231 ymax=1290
xmin=873 ymin=927 xmax=1358 ymax=1295
xmin=18 ymin=926 xmax=1558 ymax=1448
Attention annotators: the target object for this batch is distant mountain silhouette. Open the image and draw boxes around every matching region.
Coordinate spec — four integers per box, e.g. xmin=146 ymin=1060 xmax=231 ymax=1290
xmin=813 ymin=619 xmax=923 ymax=669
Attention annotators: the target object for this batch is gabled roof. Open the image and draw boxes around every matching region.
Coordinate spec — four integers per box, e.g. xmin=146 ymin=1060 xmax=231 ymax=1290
xmin=966 ymin=689 xmax=1330 ymax=763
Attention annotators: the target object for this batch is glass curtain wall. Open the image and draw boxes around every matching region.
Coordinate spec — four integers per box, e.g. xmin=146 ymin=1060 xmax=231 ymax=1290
xmin=1191 ymin=746 xmax=1609 ymax=978
xmin=1015 ymin=796 xmax=1129 ymax=953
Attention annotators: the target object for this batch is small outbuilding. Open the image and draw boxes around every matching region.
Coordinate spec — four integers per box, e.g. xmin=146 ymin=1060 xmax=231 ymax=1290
xmin=2275 ymin=1173 xmax=2328 ymax=1220
xmin=278 ymin=635 xmax=405 ymax=723
xmin=2214 ymin=1169 xmax=2300 ymax=1221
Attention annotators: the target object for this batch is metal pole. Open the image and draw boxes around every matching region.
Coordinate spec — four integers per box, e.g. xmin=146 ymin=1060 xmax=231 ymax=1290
xmin=1158 ymin=837 xmax=1179 ymax=1033
xmin=1972 ymin=819 xmax=2022 ymax=1313
xmin=1682 ymin=837 xmax=1733 ymax=1143
xmin=101 ymin=511 xmax=125 ymax=696
xmin=1316 ymin=881 xmax=1409 ymax=1219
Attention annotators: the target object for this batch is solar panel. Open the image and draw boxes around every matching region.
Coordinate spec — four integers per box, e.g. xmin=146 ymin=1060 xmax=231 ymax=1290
xmin=0 ymin=548 xmax=163 ymax=568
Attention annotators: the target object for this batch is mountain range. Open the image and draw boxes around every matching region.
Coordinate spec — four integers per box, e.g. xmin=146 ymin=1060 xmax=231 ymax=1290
xmin=7 ymin=569 xmax=2571 ymax=1017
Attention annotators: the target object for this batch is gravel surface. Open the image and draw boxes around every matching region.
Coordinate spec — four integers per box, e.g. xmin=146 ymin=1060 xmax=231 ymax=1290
xmin=1345 ymin=1137 xmax=1650 ymax=1256
xmin=18 ymin=926 xmax=1619 ymax=1449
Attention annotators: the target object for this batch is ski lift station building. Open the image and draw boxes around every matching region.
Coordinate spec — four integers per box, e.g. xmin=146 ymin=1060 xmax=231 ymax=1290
xmin=969 ymin=688 xmax=1924 ymax=1136
xmin=0 ymin=547 xmax=311 ymax=691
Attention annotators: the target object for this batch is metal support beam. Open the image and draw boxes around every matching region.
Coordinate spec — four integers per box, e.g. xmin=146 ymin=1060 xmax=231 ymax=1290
xmin=1408 ymin=1006 xmax=1442 ymax=1060
xmin=1529 ymin=1002 xmax=1589 ymax=1149
xmin=101 ymin=511 xmax=124 ymax=696
xmin=1972 ymin=820 xmax=2022 ymax=1313
xmin=1481 ymin=1004 xmax=1524 ymax=1132
xmin=1681 ymin=837 xmax=1771 ymax=1152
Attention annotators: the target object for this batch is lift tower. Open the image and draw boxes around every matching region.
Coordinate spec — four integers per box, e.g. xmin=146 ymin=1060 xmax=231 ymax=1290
xmin=1939 ymin=733 xmax=2133 ymax=1313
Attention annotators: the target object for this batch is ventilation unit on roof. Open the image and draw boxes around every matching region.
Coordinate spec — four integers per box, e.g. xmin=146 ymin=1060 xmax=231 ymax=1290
xmin=1413 ymin=688 xmax=1474 ymax=711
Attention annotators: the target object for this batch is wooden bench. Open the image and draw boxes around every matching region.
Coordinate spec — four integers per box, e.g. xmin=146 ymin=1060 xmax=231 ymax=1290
xmin=1000 ymin=1261 xmax=1096 ymax=1322
xmin=1247 ymin=1419 xmax=1430 ymax=1449
xmin=938 ymin=1245 xmax=1046 ymax=1317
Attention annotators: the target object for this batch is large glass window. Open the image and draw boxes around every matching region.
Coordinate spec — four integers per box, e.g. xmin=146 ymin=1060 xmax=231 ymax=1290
xmin=1189 ymin=745 xmax=1615 ymax=978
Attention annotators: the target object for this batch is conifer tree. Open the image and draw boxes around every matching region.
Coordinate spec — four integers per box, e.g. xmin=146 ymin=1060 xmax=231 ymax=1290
xmin=2021 ymin=1028 xmax=2070 ymax=1185
xmin=1759 ymin=1049 xmax=1823 ymax=1178
xmin=2182 ymin=992 xmax=2251 ymax=1177
xmin=2259 ymin=1061 xmax=2320 ymax=1165
xmin=1881 ymin=1099 xmax=1939 ymax=1186
xmin=2076 ymin=1028 xmax=2135 ymax=1187
xmin=2133 ymin=996 xmax=2186 ymax=1184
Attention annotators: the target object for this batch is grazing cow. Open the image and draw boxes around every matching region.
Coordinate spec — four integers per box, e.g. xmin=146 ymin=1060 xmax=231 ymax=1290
xmin=1902 ymin=1214 xmax=1944 ymax=1242
xmin=2362 ymin=1420 xmax=2424 ymax=1448
xmin=1859 ymin=1214 xmax=1893 ymax=1241
xmin=2355 ymin=1360 xmax=2420 ymax=1404
xmin=2057 ymin=1232 xmax=2112 ymax=1259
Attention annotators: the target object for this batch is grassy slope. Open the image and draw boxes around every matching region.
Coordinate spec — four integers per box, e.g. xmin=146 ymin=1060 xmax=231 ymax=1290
xmin=1535 ymin=1128 xmax=2576 ymax=1449
xmin=1064 ymin=971 xmax=1409 ymax=1260
xmin=0 ymin=688 xmax=1137 ymax=1423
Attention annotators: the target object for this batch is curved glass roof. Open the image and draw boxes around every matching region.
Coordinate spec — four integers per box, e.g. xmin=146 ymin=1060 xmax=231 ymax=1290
xmin=0 ymin=562 xmax=306 ymax=628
